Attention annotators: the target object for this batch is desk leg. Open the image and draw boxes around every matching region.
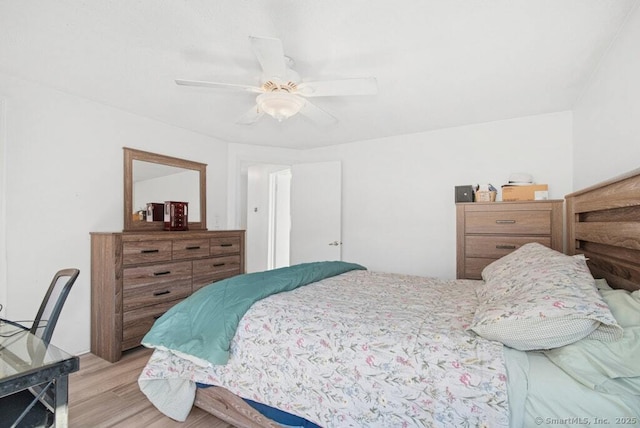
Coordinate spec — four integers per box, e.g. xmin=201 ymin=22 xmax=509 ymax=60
xmin=54 ymin=375 xmax=70 ymax=428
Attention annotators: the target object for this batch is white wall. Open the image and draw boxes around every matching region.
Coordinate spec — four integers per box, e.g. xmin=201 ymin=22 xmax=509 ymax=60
xmin=0 ymin=72 xmax=229 ymax=354
xmin=573 ymin=5 xmax=640 ymax=189
xmin=300 ymin=112 xmax=573 ymax=278
xmin=232 ymin=112 xmax=573 ymax=279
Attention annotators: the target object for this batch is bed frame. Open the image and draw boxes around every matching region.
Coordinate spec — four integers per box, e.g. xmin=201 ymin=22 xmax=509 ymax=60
xmin=194 ymin=168 xmax=640 ymax=427
xmin=194 ymin=386 xmax=279 ymax=428
xmin=566 ymin=168 xmax=640 ymax=292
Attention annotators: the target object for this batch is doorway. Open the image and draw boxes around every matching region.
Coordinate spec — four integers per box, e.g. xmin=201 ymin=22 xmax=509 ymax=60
xmin=246 ymin=164 xmax=290 ymax=273
xmin=245 ymin=161 xmax=342 ymax=273
xmin=268 ymin=168 xmax=291 ymax=270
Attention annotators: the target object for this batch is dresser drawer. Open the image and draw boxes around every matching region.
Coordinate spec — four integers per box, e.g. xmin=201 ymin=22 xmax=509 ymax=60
xmin=465 ymin=210 xmax=551 ymax=235
xmin=210 ymin=237 xmax=241 ymax=256
xmin=173 ymin=238 xmax=210 ymax=260
xmin=192 ymin=255 xmax=242 ymax=291
xmin=122 ymin=261 xmax=192 ymax=311
xmin=123 ymin=240 xmax=172 ymax=265
xmin=465 ymin=236 xmax=552 ymax=258
xmin=122 ymin=299 xmax=182 ymax=350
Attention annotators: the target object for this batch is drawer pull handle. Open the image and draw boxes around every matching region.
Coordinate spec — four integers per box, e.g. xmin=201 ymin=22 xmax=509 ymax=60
xmin=141 ymin=249 xmax=160 ymax=254
xmin=213 ymin=263 xmax=225 ymax=267
xmin=496 ymin=244 xmax=517 ymax=250
xmin=495 ymin=220 xmax=516 ymax=224
xmin=219 ymin=243 xmax=233 ymax=247
xmin=153 ymin=271 xmax=171 ymax=276
xmin=186 ymin=246 xmax=201 ymax=250
xmin=153 ymin=290 xmax=171 ymax=296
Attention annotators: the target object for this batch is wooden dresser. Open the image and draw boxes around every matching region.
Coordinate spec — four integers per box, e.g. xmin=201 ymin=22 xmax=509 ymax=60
xmin=456 ymin=200 xmax=563 ymax=279
xmin=90 ymin=229 xmax=245 ymax=362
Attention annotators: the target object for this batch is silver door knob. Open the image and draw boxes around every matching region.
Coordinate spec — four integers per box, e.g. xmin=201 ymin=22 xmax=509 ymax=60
xmin=328 ymin=241 xmax=342 ymax=246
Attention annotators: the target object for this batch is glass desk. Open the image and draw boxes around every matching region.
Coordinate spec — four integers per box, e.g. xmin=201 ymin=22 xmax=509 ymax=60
xmin=0 ymin=321 xmax=79 ymax=427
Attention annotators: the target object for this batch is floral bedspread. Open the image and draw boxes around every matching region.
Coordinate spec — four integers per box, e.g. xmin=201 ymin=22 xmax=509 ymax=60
xmin=139 ymin=270 xmax=509 ymax=427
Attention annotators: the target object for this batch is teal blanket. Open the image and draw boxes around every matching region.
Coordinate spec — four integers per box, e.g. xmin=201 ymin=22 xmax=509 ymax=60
xmin=141 ymin=261 xmax=366 ymax=365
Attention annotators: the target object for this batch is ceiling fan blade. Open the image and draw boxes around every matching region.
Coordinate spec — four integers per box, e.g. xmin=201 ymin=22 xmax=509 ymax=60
xmin=236 ymin=104 xmax=265 ymax=125
xmin=175 ymin=79 xmax=263 ymax=93
xmin=298 ymin=100 xmax=338 ymax=126
xmin=249 ymin=36 xmax=287 ymax=80
xmin=297 ymin=77 xmax=378 ymax=97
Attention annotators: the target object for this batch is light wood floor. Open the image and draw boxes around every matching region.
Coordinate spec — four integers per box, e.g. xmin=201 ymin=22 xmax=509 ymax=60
xmin=68 ymin=347 xmax=234 ymax=428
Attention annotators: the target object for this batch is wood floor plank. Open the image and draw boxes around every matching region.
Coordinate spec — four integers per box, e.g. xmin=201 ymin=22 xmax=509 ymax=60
xmin=69 ymin=349 xmax=150 ymax=401
xmin=68 ymin=348 xmax=233 ymax=427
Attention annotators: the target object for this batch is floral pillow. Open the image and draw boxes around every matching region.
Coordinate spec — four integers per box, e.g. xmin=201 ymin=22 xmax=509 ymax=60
xmin=469 ymin=243 xmax=622 ymax=351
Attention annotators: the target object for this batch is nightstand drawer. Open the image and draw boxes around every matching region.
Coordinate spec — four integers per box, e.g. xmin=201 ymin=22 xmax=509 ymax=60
xmin=173 ymin=238 xmax=210 ymax=260
xmin=465 ymin=257 xmax=496 ymax=280
xmin=465 ymin=210 xmax=551 ymax=235
xmin=123 ymin=261 xmax=192 ymax=311
xmin=123 ymin=240 xmax=172 ymax=265
xmin=465 ymin=236 xmax=552 ymax=258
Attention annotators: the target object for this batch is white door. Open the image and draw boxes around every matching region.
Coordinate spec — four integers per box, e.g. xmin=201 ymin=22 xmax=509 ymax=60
xmin=290 ymin=161 xmax=342 ymax=264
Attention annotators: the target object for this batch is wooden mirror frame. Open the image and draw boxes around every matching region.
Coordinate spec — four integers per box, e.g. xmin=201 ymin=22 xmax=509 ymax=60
xmin=123 ymin=147 xmax=207 ymax=232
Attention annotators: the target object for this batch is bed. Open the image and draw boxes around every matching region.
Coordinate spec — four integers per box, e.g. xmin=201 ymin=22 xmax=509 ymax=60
xmin=138 ymin=169 xmax=640 ymax=427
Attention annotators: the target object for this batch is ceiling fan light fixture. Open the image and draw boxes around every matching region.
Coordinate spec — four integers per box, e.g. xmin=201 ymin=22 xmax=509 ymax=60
xmin=257 ymin=92 xmax=305 ymax=121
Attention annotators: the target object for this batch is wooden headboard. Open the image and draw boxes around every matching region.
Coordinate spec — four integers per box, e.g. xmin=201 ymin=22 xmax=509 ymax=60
xmin=565 ymin=168 xmax=640 ymax=291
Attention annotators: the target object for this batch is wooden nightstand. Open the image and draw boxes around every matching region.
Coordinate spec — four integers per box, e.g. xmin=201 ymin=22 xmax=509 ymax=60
xmin=456 ymin=200 xmax=563 ymax=279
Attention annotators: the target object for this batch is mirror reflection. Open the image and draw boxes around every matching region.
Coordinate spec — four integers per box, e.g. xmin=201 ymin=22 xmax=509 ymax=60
xmin=132 ymin=160 xmax=201 ymax=222
xmin=123 ymin=147 xmax=207 ymax=232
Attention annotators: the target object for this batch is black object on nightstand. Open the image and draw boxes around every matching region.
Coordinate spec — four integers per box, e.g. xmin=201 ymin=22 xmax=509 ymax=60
xmin=455 ymin=185 xmax=475 ymax=203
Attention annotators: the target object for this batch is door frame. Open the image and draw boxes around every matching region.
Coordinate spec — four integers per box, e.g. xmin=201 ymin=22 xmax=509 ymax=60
xmin=0 ymin=97 xmax=7 ymax=316
xmin=267 ymin=168 xmax=291 ymax=270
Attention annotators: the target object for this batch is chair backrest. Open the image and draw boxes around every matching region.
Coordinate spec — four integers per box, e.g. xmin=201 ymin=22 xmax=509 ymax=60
xmin=30 ymin=268 xmax=80 ymax=346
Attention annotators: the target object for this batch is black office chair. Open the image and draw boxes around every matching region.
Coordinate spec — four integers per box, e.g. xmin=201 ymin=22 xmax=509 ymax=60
xmin=0 ymin=268 xmax=80 ymax=428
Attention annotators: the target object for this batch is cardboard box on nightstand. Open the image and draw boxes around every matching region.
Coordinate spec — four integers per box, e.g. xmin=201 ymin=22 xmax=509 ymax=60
xmin=501 ymin=184 xmax=549 ymax=201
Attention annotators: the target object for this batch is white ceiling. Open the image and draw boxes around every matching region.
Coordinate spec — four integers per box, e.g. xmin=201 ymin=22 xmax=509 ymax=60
xmin=1 ymin=1 xmax=637 ymax=149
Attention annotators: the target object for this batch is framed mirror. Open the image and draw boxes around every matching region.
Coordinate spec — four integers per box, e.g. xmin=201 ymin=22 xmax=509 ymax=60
xmin=123 ymin=147 xmax=207 ymax=232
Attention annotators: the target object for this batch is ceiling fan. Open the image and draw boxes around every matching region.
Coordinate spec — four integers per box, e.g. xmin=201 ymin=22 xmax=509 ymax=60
xmin=175 ymin=36 xmax=378 ymax=125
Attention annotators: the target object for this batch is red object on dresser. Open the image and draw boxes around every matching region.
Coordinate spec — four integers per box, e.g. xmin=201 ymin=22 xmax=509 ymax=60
xmin=164 ymin=201 xmax=189 ymax=231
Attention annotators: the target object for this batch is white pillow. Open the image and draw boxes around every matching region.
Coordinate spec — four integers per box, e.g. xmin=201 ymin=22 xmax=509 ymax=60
xmin=599 ymin=288 xmax=640 ymax=328
xmin=544 ymin=326 xmax=640 ymax=396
